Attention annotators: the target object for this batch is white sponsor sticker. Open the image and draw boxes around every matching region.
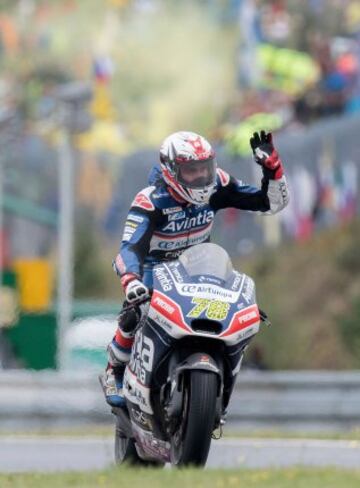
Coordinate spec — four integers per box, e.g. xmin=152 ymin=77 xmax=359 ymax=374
xmin=242 ymin=277 xmax=255 ymax=304
xmin=176 ymin=282 xmax=240 ymax=303
xmin=122 ymin=225 xmax=137 ymax=241
xmin=168 ymin=211 xmax=186 ymax=221
xmin=128 ymin=213 xmax=145 ymax=224
xmin=162 ymin=206 xmax=183 ymax=215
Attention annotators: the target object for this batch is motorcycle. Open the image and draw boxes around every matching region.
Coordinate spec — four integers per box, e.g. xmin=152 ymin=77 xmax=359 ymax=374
xmin=106 ymin=242 xmax=269 ymax=467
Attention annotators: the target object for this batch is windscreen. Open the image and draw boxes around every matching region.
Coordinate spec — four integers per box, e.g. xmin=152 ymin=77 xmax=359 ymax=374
xmin=178 ymin=243 xmax=233 ymax=281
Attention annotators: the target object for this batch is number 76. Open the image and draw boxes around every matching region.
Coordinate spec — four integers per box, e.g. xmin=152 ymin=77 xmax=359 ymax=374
xmin=187 ymin=298 xmax=230 ymax=321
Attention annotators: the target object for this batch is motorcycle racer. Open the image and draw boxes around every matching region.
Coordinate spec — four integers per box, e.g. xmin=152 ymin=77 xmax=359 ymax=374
xmin=103 ymin=130 xmax=289 ymax=407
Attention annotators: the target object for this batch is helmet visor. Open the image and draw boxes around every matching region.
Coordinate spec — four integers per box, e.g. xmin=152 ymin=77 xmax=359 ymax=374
xmin=175 ymin=158 xmax=216 ymax=189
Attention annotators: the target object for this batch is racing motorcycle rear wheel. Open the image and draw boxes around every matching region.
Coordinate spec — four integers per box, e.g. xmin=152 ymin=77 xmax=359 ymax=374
xmin=170 ymin=370 xmax=218 ymax=467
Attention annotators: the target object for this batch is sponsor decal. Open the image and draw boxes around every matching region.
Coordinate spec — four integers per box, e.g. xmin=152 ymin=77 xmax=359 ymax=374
xmin=154 ymin=267 xmax=173 ymax=292
xmin=128 ymin=213 xmax=145 ymax=224
xmin=131 ymin=408 xmax=152 ymax=429
xmin=164 ymin=250 xmax=184 ymax=259
xmin=168 ymin=211 xmax=186 ymax=221
xmin=126 ymin=221 xmax=138 ymax=228
xmin=238 ymin=309 xmax=258 ymax=324
xmin=162 ymin=206 xmax=183 ymax=215
xmin=124 ymin=368 xmax=153 ymax=414
xmin=124 ymin=225 xmax=137 ymax=234
xmin=231 ymin=272 xmax=243 ymax=291
xmin=162 ymin=210 xmax=214 ymax=233
xmin=237 ymin=326 xmax=256 ymax=341
xmin=149 ymin=309 xmax=173 ymax=330
xmin=123 ymin=225 xmax=137 ymax=242
xmin=159 ymin=241 xmax=178 ymax=250
xmin=148 ymin=307 xmax=174 ymax=333
xmin=128 ymin=332 xmax=155 ymax=386
xmin=157 ymin=230 xmax=211 ymax=250
xmin=220 ymin=304 xmax=260 ymax=339
xmin=153 ymin=296 xmax=175 ymax=315
xmin=180 ymin=284 xmax=233 ymax=300
xmin=198 ymin=275 xmax=222 ymax=285
xmin=242 ymin=277 xmax=255 ymax=304
xmin=151 ymin=291 xmax=191 ymax=332
xmin=169 ymin=265 xmax=184 ymax=283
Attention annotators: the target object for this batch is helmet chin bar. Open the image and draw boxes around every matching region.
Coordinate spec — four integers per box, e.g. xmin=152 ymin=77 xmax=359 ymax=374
xmin=170 ymin=180 xmax=215 ymax=205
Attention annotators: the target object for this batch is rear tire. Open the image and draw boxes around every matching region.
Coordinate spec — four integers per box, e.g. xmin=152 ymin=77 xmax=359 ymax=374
xmin=170 ymin=370 xmax=218 ymax=467
xmin=114 ymin=418 xmax=164 ymax=468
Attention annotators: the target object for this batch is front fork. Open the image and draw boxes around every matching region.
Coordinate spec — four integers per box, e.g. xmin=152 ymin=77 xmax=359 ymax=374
xmin=162 ymin=352 xmax=224 ymax=435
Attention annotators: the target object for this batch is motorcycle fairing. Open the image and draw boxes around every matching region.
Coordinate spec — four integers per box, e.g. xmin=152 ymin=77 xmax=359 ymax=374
xmin=149 ymin=261 xmax=260 ymax=344
xmin=124 ymin=321 xmax=172 ymax=415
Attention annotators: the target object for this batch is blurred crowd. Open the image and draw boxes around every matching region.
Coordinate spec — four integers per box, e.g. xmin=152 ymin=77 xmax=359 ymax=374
xmin=233 ymin=0 xmax=360 ymax=135
xmin=0 ymin=0 xmax=358 ymax=151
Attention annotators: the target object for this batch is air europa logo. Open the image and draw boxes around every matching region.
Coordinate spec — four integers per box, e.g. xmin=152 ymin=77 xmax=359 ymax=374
xmin=180 ymin=284 xmax=232 ymax=300
xmin=163 ymin=210 xmax=214 ymax=232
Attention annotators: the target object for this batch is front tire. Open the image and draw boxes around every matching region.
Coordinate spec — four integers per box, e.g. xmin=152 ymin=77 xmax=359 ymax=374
xmin=170 ymin=370 xmax=218 ymax=467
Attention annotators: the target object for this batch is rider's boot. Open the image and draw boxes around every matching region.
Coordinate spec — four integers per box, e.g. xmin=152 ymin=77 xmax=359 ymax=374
xmin=102 ymin=328 xmax=135 ymax=407
xmin=103 ymin=361 xmax=127 ymax=407
xmin=102 ymin=305 xmax=140 ymax=407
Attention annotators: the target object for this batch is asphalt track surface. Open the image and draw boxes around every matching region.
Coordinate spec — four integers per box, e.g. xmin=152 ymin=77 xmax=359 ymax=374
xmin=1 ymin=437 xmax=360 ymax=472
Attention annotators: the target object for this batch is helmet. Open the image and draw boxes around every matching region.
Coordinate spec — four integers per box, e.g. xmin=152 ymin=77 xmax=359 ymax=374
xmin=159 ymin=131 xmax=217 ymax=205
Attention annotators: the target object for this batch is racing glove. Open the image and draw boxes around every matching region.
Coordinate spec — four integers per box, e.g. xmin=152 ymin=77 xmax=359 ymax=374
xmin=250 ymin=131 xmax=284 ymax=180
xmin=121 ymin=274 xmax=149 ymax=304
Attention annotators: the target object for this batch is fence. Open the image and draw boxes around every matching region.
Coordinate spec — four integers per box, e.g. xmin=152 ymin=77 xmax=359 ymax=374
xmin=2 ymin=370 xmax=360 ymax=432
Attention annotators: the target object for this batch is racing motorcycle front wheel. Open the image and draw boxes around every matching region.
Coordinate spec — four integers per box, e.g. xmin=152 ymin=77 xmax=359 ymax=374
xmin=170 ymin=370 xmax=218 ymax=467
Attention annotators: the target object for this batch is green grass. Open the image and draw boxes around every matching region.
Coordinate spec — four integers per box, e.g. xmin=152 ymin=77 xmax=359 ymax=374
xmin=1 ymin=467 xmax=360 ymax=488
